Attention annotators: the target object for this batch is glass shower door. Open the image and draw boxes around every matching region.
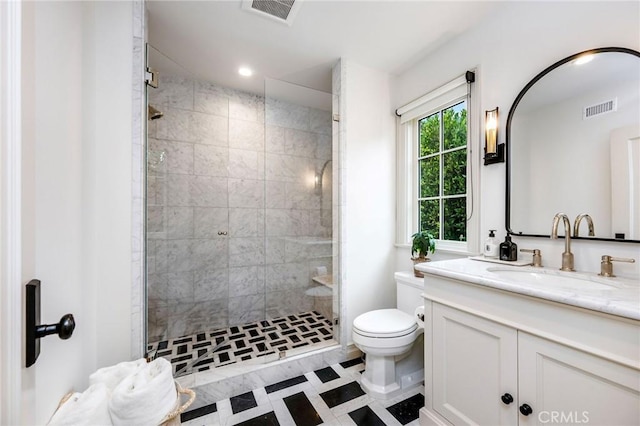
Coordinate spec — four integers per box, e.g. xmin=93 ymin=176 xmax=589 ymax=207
xmin=145 ymin=44 xmax=253 ymax=376
xmin=263 ymin=78 xmax=337 ymax=359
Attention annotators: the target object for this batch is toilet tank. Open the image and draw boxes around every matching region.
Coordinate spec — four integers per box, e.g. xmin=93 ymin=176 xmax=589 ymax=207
xmin=395 ymin=272 xmax=425 ymax=315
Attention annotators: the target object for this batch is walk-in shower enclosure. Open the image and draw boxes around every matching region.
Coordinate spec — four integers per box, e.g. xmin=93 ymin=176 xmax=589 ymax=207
xmin=144 ymin=46 xmax=337 ymax=375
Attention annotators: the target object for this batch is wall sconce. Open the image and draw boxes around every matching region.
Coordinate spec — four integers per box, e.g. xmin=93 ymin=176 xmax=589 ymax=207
xmin=314 ymin=172 xmax=322 ymax=195
xmin=314 ymin=160 xmax=332 ymax=195
xmin=484 ymin=107 xmax=504 ymax=165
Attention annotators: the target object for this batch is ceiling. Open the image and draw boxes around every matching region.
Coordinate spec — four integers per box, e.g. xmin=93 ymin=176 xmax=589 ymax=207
xmin=515 ymin=51 xmax=640 ymax=113
xmin=146 ymin=1 xmax=499 ymax=96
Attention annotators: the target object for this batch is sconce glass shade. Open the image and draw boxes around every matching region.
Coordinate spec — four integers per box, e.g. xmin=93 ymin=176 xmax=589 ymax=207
xmin=485 ymin=108 xmax=498 ymax=154
xmin=484 ymin=107 xmax=504 ymax=165
xmin=314 ymin=172 xmax=322 ymax=195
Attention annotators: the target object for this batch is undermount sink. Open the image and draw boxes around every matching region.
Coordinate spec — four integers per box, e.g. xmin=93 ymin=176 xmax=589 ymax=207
xmin=485 ymin=267 xmax=634 ymax=291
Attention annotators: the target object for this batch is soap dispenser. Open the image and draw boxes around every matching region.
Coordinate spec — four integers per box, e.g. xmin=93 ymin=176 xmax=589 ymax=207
xmin=484 ymin=230 xmax=499 ymax=258
xmin=499 ymin=235 xmax=518 ymax=261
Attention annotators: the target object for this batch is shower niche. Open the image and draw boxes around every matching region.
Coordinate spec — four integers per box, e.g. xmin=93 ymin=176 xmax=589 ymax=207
xmin=144 ymin=45 xmax=338 ymax=376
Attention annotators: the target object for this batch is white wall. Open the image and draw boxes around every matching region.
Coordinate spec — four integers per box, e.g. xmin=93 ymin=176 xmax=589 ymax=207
xmin=342 ymin=60 xmax=396 ymax=345
xmin=21 ymin=2 xmax=133 ymax=422
xmin=392 ymin=1 xmax=640 ymax=278
xmin=85 ymin=1 xmax=133 ymax=370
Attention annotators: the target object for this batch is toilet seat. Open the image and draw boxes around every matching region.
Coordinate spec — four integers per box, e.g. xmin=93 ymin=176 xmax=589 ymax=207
xmin=353 ymin=309 xmax=417 ymax=338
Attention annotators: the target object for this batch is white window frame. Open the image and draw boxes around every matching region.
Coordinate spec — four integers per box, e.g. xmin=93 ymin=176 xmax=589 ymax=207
xmin=396 ymin=72 xmax=481 ymax=255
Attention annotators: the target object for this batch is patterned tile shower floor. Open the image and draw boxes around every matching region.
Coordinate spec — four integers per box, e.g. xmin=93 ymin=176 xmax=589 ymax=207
xmin=147 ymin=311 xmax=334 ymax=376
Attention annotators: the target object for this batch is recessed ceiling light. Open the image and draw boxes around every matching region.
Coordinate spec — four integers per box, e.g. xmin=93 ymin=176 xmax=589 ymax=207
xmin=575 ymin=55 xmax=594 ymax=66
xmin=238 ymin=67 xmax=253 ymax=77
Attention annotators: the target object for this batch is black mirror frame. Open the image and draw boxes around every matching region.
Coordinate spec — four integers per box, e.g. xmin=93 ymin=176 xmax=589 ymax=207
xmin=505 ymin=46 xmax=640 ymax=243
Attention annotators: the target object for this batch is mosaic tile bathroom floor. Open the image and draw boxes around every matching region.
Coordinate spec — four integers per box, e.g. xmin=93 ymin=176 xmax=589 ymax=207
xmin=147 ymin=311 xmax=334 ymax=376
xmin=180 ymin=357 xmax=425 ymax=426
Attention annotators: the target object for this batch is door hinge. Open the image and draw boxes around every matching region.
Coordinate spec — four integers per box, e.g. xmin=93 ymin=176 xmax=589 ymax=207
xmin=146 ymin=67 xmax=158 ymax=88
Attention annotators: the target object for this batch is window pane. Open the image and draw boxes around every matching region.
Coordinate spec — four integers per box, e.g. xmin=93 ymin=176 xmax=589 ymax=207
xmin=443 ymin=101 xmax=467 ymax=150
xmin=443 ymin=148 xmax=466 ymax=196
xmin=420 ymin=200 xmax=440 ymax=237
xmin=420 ymin=157 xmax=439 ymax=198
xmin=443 ymin=197 xmax=466 ymax=241
xmin=419 ymin=112 xmax=439 ymax=156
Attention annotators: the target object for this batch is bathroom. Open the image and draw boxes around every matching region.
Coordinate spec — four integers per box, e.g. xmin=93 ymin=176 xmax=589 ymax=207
xmin=2 ymin=1 xmax=639 ymax=425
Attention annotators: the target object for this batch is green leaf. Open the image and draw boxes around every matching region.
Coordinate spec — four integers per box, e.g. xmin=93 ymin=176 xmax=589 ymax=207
xmin=411 ymin=230 xmax=436 ymax=257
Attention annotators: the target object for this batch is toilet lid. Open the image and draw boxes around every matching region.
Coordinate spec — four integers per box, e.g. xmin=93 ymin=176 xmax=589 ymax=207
xmin=353 ymin=309 xmax=417 ymax=338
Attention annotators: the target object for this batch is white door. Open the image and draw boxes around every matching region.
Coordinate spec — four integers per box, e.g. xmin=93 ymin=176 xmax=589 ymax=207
xmin=2 ymin=2 xmax=89 ymax=424
xmin=2 ymin=2 xmax=137 ymax=424
xmin=610 ymin=125 xmax=640 ymax=240
xmin=518 ymin=332 xmax=640 ymax=426
xmin=432 ymin=303 xmax=519 ymax=425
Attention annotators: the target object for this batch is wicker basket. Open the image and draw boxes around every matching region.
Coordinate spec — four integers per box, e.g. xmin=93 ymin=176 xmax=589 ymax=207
xmin=50 ymin=382 xmax=195 ymax=426
xmin=159 ymin=382 xmax=196 ymax=426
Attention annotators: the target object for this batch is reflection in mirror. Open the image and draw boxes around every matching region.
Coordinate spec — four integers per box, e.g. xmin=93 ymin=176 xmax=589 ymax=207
xmin=507 ymin=48 xmax=640 ymax=242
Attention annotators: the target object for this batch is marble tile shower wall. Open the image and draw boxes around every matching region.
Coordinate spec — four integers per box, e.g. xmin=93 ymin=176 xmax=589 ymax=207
xmin=146 ymin=76 xmax=332 ymax=342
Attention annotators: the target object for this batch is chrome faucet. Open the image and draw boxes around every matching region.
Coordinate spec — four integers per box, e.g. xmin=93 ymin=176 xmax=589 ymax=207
xmin=551 ymin=213 xmax=574 ymax=271
xmin=573 ymin=213 xmax=595 ymax=237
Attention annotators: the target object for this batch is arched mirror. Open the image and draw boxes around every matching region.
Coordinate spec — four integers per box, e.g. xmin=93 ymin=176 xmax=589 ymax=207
xmin=506 ymin=47 xmax=640 ymax=242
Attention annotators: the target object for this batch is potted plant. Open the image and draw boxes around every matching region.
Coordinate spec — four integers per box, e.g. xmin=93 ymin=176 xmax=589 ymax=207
xmin=411 ymin=231 xmax=436 ymax=277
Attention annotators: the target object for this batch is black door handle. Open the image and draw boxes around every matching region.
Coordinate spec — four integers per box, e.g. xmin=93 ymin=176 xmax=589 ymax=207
xmin=26 ymin=279 xmax=76 ymax=367
xmin=35 ymin=313 xmax=75 ymax=339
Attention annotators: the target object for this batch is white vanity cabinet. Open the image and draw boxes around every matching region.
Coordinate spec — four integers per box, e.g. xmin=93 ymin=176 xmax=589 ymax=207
xmin=419 ymin=264 xmax=640 ymax=426
xmin=431 ymin=303 xmax=518 ymax=425
xmin=518 ymin=332 xmax=639 ymax=426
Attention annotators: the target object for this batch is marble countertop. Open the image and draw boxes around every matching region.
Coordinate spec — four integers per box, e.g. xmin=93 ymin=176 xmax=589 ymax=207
xmin=416 ymin=258 xmax=640 ymax=321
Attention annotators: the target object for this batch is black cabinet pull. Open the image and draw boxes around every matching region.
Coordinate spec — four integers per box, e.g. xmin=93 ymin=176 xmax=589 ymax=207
xmin=519 ymin=404 xmax=533 ymax=416
xmin=501 ymin=393 xmax=514 ymax=405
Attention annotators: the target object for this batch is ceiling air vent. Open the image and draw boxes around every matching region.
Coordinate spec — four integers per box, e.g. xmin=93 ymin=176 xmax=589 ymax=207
xmin=583 ymin=98 xmax=617 ymax=120
xmin=242 ymin=0 xmax=303 ymax=25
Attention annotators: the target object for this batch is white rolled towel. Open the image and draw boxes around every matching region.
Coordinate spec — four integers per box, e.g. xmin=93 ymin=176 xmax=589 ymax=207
xmin=89 ymin=358 xmax=147 ymax=392
xmin=108 ymin=357 xmax=177 ymax=426
xmin=48 ymin=383 xmax=112 ymax=426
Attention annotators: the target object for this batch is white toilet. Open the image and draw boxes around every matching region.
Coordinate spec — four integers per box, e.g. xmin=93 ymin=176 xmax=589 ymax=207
xmin=352 ymin=272 xmax=425 ymax=399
